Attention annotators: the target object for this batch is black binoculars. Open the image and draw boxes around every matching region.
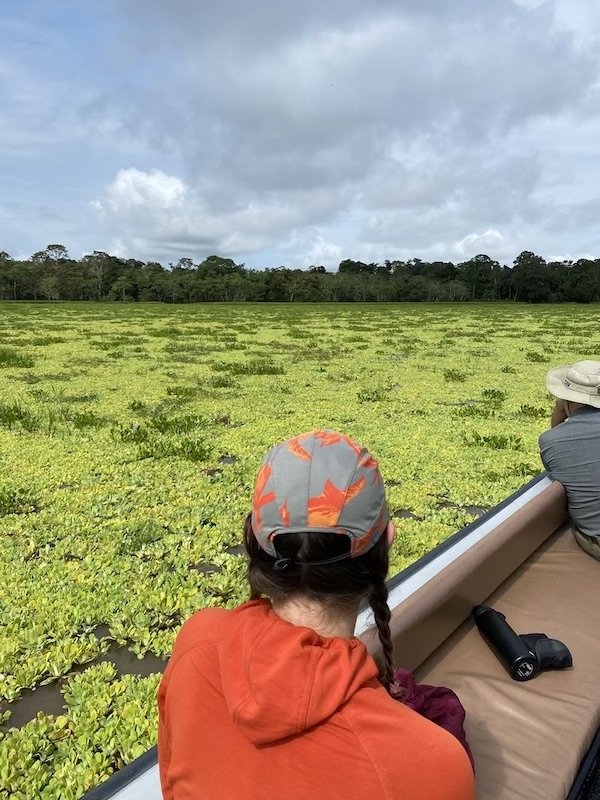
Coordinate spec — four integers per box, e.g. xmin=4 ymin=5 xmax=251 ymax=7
xmin=473 ymin=605 xmax=573 ymax=681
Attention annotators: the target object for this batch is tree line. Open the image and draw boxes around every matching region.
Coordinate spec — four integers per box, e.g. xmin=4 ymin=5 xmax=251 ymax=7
xmin=1 ymin=246 xmax=599 ymax=303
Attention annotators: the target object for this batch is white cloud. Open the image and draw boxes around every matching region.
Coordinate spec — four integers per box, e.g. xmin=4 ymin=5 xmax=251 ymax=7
xmin=93 ymin=168 xmax=186 ymax=213
xmin=511 ymin=0 xmax=547 ymax=8
xmin=553 ymin=0 xmax=600 ymax=49
xmin=93 ymin=168 xmax=351 ymax=262
xmin=546 ymin=250 xmax=595 ymax=263
xmin=454 ymin=230 xmax=507 ymax=260
xmin=298 ymin=236 xmax=344 ymax=270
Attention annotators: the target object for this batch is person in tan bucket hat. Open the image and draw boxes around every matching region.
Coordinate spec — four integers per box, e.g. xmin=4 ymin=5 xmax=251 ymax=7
xmin=539 ymin=360 xmax=600 ymax=560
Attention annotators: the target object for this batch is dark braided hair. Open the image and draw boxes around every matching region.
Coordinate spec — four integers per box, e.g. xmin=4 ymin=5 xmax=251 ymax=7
xmin=243 ymin=514 xmax=394 ymax=693
xmin=367 ymin=574 xmax=394 ymax=689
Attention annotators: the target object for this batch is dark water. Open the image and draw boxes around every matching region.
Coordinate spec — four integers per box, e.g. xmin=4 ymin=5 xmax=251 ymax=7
xmin=464 ymin=505 xmax=489 ymax=517
xmin=1 ymin=639 xmax=168 ymax=732
xmin=436 ymin=500 xmax=490 ymax=516
xmin=225 ymin=544 xmax=245 ymax=556
xmin=2 ymin=545 xmax=245 ymax=732
xmin=393 ymin=508 xmax=422 ymax=520
xmin=393 ymin=505 xmax=488 ymax=520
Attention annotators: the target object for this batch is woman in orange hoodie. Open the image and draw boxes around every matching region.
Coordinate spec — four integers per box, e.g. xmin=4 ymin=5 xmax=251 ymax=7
xmin=158 ymin=430 xmax=475 ymax=800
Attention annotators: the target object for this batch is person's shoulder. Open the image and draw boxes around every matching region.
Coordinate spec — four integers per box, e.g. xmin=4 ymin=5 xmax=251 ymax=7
xmin=159 ymin=607 xmax=235 ymax=707
xmin=538 ymin=426 xmax=560 ymax=455
xmin=539 ymin=426 xmax=557 ymax=447
xmin=539 ymin=421 xmax=574 ymax=447
xmin=344 ymin=684 xmax=474 ymax=797
xmin=541 ymin=411 xmax=599 ymax=446
xmin=171 ymin=606 xmax=231 ymax=661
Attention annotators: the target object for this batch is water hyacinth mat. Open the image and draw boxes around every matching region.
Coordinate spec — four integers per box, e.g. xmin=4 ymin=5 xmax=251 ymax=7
xmin=0 ymin=300 xmax=598 ymax=798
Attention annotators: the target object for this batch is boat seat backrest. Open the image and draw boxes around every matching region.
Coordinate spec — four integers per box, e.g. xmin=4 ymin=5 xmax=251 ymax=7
xmin=362 ymin=480 xmax=568 ymax=671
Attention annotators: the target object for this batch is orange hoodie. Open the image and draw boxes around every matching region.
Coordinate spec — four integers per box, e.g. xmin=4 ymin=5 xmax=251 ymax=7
xmin=158 ymin=600 xmax=475 ymax=800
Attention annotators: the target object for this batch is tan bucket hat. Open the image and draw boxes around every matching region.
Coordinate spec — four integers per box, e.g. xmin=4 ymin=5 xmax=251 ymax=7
xmin=546 ymin=360 xmax=600 ymax=408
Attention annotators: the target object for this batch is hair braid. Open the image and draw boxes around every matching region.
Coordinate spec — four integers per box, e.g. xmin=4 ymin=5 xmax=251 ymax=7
xmin=368 ymin=577 xmax=394 ymax=693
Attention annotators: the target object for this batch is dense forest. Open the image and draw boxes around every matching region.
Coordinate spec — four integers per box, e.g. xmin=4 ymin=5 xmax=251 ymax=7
xmin=1 ymin=246 xmax=600 ymax=303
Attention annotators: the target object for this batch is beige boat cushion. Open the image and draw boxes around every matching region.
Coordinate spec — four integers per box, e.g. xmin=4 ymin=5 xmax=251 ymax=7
xmin=363 ymin=481 xmax=568 ymax=673
xmin=415 ymin=523 xmax=599 ymax=800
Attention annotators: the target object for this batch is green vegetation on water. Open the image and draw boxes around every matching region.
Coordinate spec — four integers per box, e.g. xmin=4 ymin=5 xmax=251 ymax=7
xmin=0 ymin=301 xmax=598 ymax=798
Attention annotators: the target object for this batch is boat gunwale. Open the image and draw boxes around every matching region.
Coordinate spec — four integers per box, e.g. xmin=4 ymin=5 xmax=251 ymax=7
xmin=83 ymin=746 xmax=158 ymax=800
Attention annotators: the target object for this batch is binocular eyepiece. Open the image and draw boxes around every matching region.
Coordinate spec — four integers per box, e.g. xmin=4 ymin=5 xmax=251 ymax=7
xmin=473 ymin=605 xmax=572 ymax=682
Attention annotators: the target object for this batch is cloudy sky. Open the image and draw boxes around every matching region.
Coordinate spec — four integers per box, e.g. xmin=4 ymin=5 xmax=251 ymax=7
xmin=2 ymin=0 xmax=600 ymax=269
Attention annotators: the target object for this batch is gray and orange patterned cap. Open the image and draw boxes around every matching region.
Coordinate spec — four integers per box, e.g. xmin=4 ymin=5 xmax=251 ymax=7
xmin=251 ymin=430 xmax=389 ymax=558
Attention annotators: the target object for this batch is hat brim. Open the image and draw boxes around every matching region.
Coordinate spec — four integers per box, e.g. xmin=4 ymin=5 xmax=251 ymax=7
xmin=546 ymin=366 xmax=600 ymax=408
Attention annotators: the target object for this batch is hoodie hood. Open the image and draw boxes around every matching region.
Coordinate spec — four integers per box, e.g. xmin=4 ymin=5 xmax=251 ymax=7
xmin=219 ymin=600 xmax=379 ymax=745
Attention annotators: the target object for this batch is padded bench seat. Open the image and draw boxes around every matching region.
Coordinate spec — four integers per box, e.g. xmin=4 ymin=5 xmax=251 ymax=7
xmin=415 ymin=523 xmax=600 ymax=800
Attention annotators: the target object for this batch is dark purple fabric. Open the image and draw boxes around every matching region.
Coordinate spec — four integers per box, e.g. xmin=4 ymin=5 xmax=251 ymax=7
xmin=391 ymin=667 xmax=475 ymax=771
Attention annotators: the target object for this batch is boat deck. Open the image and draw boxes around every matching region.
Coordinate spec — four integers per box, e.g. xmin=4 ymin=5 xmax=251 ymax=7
xmin=85 ymin=477 xmax=600 ymax=799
